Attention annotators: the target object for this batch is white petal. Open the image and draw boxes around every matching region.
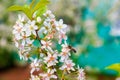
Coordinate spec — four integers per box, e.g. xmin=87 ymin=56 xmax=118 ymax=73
xmin=37 ymin=17 xmax=41 ymax=22
xmin=15 ymin=34 xmax=22 ymax=40
xmin=25 ymin=30 xmax=31 ymax=36
xmin=51 ymin=75 xmax=57 ymax=79
xmin=32 ymin=31 xmax=36 ymax=36
xmin=31 ymin=20 xmax=36 ymax=26
xmin=22 ymin=40 xmax=26 ymax=46
xmin=30 ymin=68 xmax=35 ymax=74
xmin=41 ymin=40 xmax=46 ymax=44
xmin=34 ymin=25 xmax=38 ymax=30
xmin=59 ymin=19 xmax=63 ymax=25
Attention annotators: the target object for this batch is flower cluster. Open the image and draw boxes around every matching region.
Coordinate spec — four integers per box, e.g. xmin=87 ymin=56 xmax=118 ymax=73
xmin=12 ymin=10 xmax=85 ymax=80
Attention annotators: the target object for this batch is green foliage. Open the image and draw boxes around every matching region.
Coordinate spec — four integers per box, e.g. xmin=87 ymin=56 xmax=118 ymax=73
xmin=106 ymin=63 xmax=120 ymax=76
xmin=35 ymin=6 xmax=47 ymax=17
xmin=7 ymin=5 xmax=23 ymax=11
xmin=30 ymin=0 xmax=35 ymax=9
xmin=31 ymin=0 xmax=49 ymax=15
xmin=8 ymin=0 xmax=50 ymax=20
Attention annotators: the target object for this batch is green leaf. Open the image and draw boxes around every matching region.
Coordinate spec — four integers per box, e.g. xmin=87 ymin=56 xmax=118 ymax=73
xmin=106 ymin=63 xmax=120 ymax=76
xmin=22 ymin=5 xmax=32 ymax=20
xmin=30 ymin=0 xmax=35 ymax=9
xmin=8 ymin=5 xmax=32 ymax=20
xmin=31 ymin=0 xmax=50 ymax=15
xmin=8 ymin=5 xmax=23 ymax=11
xmin=8 ymin=0 xmax=50 ymax=20
xmin=36 ymin=6 xmax=47 ymax=17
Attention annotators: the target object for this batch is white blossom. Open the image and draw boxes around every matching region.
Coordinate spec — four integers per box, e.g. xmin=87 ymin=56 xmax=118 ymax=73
xmin=41 ymin=40 xmax=52 ymax=50
xmin=55 ymin=19 xmax=67 ymax=33
xmin=60 ymin=59 xmax=75 ymax=73
xmin=30 ymin=75 xmax=40 ymax=80
xmin=12 ymin=9 xmax=85 ymax=80
xmin=44 ymin=53 xmax=58 ymax=67
xmin=30 ymin=58 xmax=41 ymax=74
xmin=58 ymin=32 xmax=67 ymax=44
xmin=16 ymin=14 xmax=25 ymax=23
xmin=43 ymin=10 xmax=55 ymax=19
xmin=25 ymin=20 xmax=38 ymax=36
xmin=77 ymin=66 xmax=85 ymax=80
xmin=40 ymin=69 xmax=57 ymax=80
xmin=59 ymin=42 xmax=71 ymax=62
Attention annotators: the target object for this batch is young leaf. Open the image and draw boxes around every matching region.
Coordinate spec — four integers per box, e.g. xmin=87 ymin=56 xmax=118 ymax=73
xmin=8 ymin=5 xmax=23 ymax=11
xmin=106 ymin=63 xmax=120 ymax=76
xmin=31 ymin=0 xmax=50 ymax=15
xmin=35 ymin=6 xmax=47 ymax=17
xmin=8 ymin=5 xmax=32 ymax=20
xmin=30 ymin=0 xmax=35 ymax=9
xmin=22 ymin=5 xmax=32 ymax=20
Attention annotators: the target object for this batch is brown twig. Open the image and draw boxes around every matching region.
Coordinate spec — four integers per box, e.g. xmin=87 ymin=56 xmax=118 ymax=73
xmin=35 ymin=30 xmax=43 ymax=46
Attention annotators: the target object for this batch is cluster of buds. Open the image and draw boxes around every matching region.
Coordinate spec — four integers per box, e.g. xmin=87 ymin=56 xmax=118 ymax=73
xmin=12 ymin=10 xmax=85 ymax=80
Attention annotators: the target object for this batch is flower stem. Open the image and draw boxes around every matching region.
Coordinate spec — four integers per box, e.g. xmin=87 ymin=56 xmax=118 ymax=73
xmin=35 ymin=30 xmax=43 ymax=46
xmin=61 ymin=69 xmax=66 ymax=80
xmin=35 ymin=30 xmax=48 ymax=56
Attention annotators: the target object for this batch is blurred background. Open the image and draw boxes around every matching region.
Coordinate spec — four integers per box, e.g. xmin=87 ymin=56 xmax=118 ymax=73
xmin=0 ymin=0 xmax=120 ymax=80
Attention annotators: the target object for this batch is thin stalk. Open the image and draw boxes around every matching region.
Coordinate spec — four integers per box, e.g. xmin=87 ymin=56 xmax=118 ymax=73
xmin=35 ymin=30 xmax=43 ymax=46
xmin=61 ymin=69 xmax=66 ymax=80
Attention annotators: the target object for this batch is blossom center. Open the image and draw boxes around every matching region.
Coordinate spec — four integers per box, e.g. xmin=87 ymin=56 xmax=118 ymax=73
xmin=17 ymin=27 xmax=22 ymax=32
xmin=30 ymin=26 xmax=34 ymax=30
xmin=67 ymin=63 xmax=72 ymax=68
xmin=22 ymin=35 xmax=27 ymax=39
xmin=48 ymin=56 xmax=55 ymax=62
xmin=62 ymin=52 xmax=67 ymax=56
xmin=47 ymin=73 xmax=51 ymax=77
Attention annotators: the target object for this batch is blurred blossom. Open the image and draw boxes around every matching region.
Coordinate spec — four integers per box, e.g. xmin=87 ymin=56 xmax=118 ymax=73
xmin=84 ymin=19 xmax=96 ymax=34
xmin=108 ymin=12 xmax=119 ymax=22
xmin=110 ymin=20 xmax=120 ymax=36
xmin=85 ymin=66 xmax=100 ymax=73
xmin=0 ymin=38 xmax=7 ymax=46
xmin=116 ymin=77 xmax=120 ymax=80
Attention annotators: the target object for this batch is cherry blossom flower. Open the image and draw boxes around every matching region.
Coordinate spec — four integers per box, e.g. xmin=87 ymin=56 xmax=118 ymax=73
xmin=59 ymin=51 xmax=71 ymax=62
xmin=30 ymin=75 xmax=40 ymax=80
xmin=25 ymin=20 xmax=38 ymax=36
xmin=61 ymin=41 xmax=70 ymax=52
xmin=12 ymin=8 xmax=85 ymax=80
xmin=60 ymin=59 xmax=75 ymax=73
xmin=25 ymin=38 xmax=34 ymax=47
xmin=16 ymin=14 xmax=25 ymax=23
xmin=59 ymin=42 xmax=71 ymax=62
xmin=44 ymin=53 xmax=58 ymax=67
xmin=58 ymin=32 xmax=67 ymax=44
xmin=18 ymin=44 xmax=31 ymax=60
xmin=20 ymin=33 xmax=31 ymax=46
xmin=13 ymin=38 xmax=19 ymax=48
xmin=40 ymin=69 xmax=57 ymax=80
xmin=77 ymin=66 xmax=85 ymax=80
xmin=30 ymin=58 xmax=41 ymax=74
xmin=43 ymin=20 xmax=52 ymax=34
xmin=55 ymin=19 xmax=67 ymax=33
xmin=45 ymin=33 xmax=54 ymax=39
xmin=41 ymin=40 xmax=52 ymax=50
xmin=12 ymin=23 xmax=25 ymax=41
xmin=12 ymin=23 xmax=24 ymax=35
xmin=43 ymin=10 xmax=55 ymax=19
